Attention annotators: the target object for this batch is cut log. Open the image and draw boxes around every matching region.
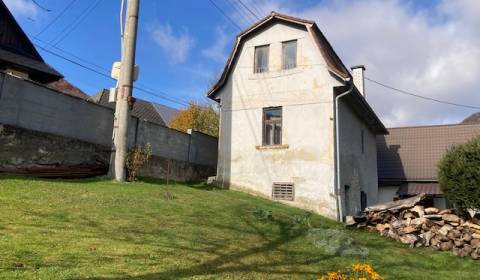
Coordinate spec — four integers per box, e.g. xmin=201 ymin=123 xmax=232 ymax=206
xmin=463 ymin=222 xmax=480 ymax=231
xmin=411 ymin=217 xmax=427 ymax=226
xmin=425 ymin=207 xmax=439 ymax=215
xmin=438 ymin=224 xmax=453 ymax=236
xmin=440 ymin=240 xmax=454 ymax=251
xmin=462 ymin=233 xmax=473 ymax=242
xmin=399 ymin=234 xmax=418 ymax=245
xmin=464 ymin=244 xmax=473 ymax=255
xmin=439 ymin=209 xmax=453 ymax=215
xmin=345 ymin=216 xmax=356 ymax=226
xmin=365 ymin=194 xmax=427 ymax=212
xmin=411 ymin=205 xmax=425 ymax=217
xmin=443 ymin=214 xmax=461 ymax=224
xmin=471 ymin=239 xmax=480 ymax=249
xmin=376 ymin=223 xmax=391 ymax=232
xmin=472 ymin=249 xmax=480 ymax=260
xmin=403 ymin=225 xmax=419 ymax=234
xmin=419 ymin=231 xmax=432 ymax=246
xmin=424 ymin=214 xmax=443 ymax=220
xmin=454 ymin=239 xmax=465 ymax=247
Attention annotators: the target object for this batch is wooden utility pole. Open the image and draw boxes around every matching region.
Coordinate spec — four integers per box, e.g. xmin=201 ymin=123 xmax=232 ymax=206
xmin=112 ymin=0 xmax=140 ymax=182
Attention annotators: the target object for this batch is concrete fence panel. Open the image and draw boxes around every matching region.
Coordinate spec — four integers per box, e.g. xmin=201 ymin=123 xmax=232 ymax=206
xmin=0 ymin=73 xmax=218 ymax=173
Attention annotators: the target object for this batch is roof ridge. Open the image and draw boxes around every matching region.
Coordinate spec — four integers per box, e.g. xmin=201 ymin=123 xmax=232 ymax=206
xmin=387 ymin=122 xmax=480 ymax=130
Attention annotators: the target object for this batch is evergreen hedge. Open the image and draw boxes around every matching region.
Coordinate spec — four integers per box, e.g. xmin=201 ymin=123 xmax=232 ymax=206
xmin=438 ymin=136 xmax=480 ymax=211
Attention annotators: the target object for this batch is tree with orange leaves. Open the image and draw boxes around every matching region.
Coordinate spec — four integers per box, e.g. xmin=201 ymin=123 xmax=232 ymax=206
xmin=169 ymin=102 xmax=219 ymax=137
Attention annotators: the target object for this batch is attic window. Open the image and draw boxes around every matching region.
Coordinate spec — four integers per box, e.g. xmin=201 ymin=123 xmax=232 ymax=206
xmin=282 ymin=40 xmax=297 ymax=70
xmin=254 ymin=45 xmax=269 ymax=73
xmin=272 ymin=183 xmax=294 ymax=201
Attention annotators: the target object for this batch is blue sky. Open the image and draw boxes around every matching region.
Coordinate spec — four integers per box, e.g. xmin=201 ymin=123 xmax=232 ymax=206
xmin=6 ymin=0 xmax=249 ymax=108
xmin=5 ymin=0 xmax=480 ymax=127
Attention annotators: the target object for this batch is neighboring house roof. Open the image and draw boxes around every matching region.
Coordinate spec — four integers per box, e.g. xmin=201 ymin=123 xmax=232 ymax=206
xmin=377 ymin=123 xmax=480 ymax=182
xmin=206 ymin=11 xmax=386 ymax=135
xmin=89 ymin=89 xmax=179 ymax=126
xmin=0 ymin=1 xmax=62 ymax=83
xmin=152 ymin=103 xmax=179 ymax=125
xmin=47 ymin=79 xmax=89 ymax=99
xmin=461 ymin=112 xmax=480 ymax=124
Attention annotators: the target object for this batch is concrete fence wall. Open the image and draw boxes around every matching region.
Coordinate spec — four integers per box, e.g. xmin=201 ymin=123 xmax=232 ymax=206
xmin=0 ymin=73 xmax=217 ymax=179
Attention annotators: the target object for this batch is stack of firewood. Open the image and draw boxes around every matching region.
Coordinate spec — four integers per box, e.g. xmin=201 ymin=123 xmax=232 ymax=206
xmin=347 ymin=194 xmax=480 ymax=259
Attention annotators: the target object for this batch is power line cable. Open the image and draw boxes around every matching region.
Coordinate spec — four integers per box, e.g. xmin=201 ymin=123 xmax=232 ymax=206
xmin=34 ymin=37 xmax=111 ymax=73
xmin=35 ymin=0 xmax=77 ymax=37
xmin=211 ymin=0 xmax=479 ymax=111
xmin=48 ymin=0 xmax=102 ymax=47
xmin=30 ymin=0 xmax=51 ymax=12
xmin=249 ymin=1 xmax=264 ymax=18
xmin=237 ymin=0 xmax=260 ymax=20
xmin=365 ymin=77 xmax=480 ymax=110
xmin=225 ymin=0 xmax=256 ymax=25
xmin=207 ymin=0 xmax=242 ymax=31
xmin=33 ymin=43 xmax=189 ymax=106
xmin=52 ymin=0 xmax=103 ymax=47
xmin=34 ymin=39 xmax=191 ymax=105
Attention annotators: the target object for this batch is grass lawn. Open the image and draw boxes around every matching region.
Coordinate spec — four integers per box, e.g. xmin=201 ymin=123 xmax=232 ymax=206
xmin=0 ymin=176 xmax=478 ymax=279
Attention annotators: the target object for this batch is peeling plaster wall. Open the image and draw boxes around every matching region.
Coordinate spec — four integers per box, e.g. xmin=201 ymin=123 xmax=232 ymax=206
xmin=216 ymin=22 xmax=343 ymax=219
xmin=338 ymin=99 xmax=379 ymax=215
xmin=0 ymin=123 xmax=109 ymax=169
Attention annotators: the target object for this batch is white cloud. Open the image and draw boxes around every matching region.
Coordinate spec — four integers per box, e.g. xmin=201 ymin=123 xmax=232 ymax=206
xmin=3 ymin=0 xmax=39 ymax=18
xmin=148 ymin=23 xmax=194 ymax=64
xmin=228 ymin=0 xmax=480 ymax=127
xmin=201 ymin=26 xmax=230 ymax=63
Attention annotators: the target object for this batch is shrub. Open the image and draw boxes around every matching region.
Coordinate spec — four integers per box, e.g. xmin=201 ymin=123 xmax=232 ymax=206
xmin=125 ymin=143 xmax=152 ymax=182
xmin=438 ymin=136 xmax=480 ymax=211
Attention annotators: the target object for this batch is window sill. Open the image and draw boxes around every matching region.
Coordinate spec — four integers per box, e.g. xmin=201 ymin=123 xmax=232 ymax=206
xmin=255 ymin=144 xmax=289 ymax=150
xmin=248 ymin=68 xmax=302 ymax=80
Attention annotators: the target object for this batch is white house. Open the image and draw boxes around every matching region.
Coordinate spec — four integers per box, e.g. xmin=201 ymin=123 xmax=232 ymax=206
xmin=207 ymin=12 xmax=387 ymax=221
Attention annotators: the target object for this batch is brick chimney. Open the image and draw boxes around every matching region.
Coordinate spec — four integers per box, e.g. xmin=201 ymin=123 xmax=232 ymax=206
xmin=351 ymin=65 xmax=365 ymax=97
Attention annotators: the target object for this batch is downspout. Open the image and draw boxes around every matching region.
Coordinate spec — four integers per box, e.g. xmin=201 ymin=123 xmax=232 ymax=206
xmin=335 ymin=82 xmax=353 ymax=222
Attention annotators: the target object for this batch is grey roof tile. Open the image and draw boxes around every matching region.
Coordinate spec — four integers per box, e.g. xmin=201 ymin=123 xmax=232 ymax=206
xmin=377 ymin=124 xmax=480 ymax=181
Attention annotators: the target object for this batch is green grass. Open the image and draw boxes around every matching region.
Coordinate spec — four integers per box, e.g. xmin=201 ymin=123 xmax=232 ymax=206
xmin=0 ymin=176 xmax=478 ymax=279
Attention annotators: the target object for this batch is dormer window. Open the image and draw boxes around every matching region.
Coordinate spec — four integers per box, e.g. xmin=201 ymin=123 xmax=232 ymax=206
xmin=254 ymin=45 xmax=269 ymax=73
xmin=282 ymin=40 xmax=297 ymax=70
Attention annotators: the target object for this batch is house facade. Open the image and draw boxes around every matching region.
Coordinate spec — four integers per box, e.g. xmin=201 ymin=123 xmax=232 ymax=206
xmin=207 ymin=12 xmax=386 ymax=220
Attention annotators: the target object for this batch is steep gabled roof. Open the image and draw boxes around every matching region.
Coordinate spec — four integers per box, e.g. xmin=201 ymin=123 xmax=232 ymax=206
xmin=0 ymin=0 xmax=62 ymax=83
xmin=206 ymin=12 xmax=386 ymax=135
xmin=206 ymin=11 xmax=351 ymax=100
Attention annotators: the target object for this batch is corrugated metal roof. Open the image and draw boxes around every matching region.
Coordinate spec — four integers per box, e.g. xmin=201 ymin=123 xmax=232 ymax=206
xmin=398 ymin=182 xmax=442 ymax=195
xmin=377 ymin=123 xmax=480 ymax=181
xmin=207 ymin=11 xmax=350 ymax=101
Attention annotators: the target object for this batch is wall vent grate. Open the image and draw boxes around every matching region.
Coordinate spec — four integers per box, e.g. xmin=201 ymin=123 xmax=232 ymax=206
xmin=272 ymin=183 xmax=294 ymax=201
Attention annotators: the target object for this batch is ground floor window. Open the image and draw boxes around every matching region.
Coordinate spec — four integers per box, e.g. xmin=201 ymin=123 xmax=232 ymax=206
xmin=263 ymin=107 xmax=282 ymax=146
